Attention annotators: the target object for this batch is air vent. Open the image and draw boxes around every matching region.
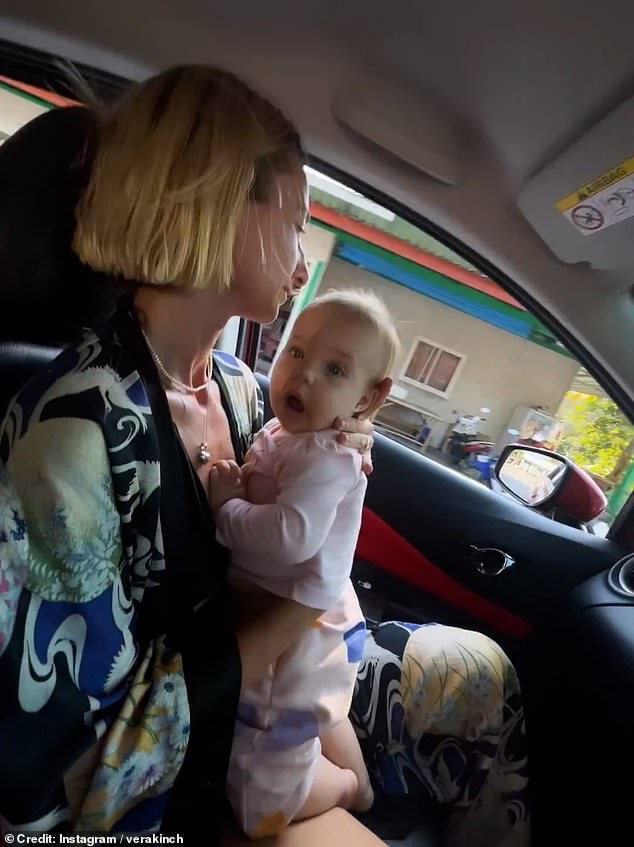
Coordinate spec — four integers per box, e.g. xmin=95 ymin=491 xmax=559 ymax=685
xmin=608 ymin=555 xmax=634 ymax=597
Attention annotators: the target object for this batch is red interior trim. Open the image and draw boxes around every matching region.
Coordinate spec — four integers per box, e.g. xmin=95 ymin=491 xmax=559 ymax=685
xmin=357 ymin=507 xmax=531 ymax=638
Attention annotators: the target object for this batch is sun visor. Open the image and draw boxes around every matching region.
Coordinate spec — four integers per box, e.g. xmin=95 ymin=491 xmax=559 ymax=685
xmin=333 ymin=72 xmax=467 ymax=187
xmin=518 ymin=96 xmax=634 ymax=269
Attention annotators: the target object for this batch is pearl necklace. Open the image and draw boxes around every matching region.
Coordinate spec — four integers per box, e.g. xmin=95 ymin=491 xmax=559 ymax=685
xmin=141 ymin=327 xmax=212 ymax=464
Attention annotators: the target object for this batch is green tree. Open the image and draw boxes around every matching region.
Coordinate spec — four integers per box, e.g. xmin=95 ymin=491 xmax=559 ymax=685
xmin=558 ymin=392 xmax=634 ymax=479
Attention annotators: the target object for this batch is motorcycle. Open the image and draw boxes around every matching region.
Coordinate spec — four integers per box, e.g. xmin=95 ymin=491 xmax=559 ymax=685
xmin=465 ymin=446 xmax=497 ymax=483
xmin=445 ymin=408 xmax=492 ymax=467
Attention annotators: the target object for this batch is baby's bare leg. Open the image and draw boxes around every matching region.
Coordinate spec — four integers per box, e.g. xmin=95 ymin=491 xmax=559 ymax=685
xmin=320 ymin=718 xmax=374 ymax=812
xmin=294 ymin=755 xmax=359 ymax=821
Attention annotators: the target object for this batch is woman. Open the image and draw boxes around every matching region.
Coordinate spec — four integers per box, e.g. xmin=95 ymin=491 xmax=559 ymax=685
xmin=0 ymin=67 xmax=529 ymax=846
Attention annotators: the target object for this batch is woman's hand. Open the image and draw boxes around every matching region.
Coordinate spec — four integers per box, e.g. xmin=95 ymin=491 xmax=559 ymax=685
xmin=209 ymin=459 xmax=245 ymax=513
xmin=334 ymin=417 xmax=375 ymax=474
xmin=334 ymin=378 xmax=392 ymax=475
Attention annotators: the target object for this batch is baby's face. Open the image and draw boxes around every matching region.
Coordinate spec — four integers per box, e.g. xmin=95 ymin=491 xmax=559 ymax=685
xmin=270 ymin=303 xmax=384 ymax=433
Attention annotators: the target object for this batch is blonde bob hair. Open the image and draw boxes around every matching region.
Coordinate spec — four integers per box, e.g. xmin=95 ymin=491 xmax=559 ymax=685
xmin=73 ymin=65 xmax=303 ymax=290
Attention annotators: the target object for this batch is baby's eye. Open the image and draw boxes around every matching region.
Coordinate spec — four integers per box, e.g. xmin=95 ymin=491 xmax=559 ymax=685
xmin=288 ymin=346 xmax=303 ymax=359
xmin=326 ymin=363 xmax=345 ymax=377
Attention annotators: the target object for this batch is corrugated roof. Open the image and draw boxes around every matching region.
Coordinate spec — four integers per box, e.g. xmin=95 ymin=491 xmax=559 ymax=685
xmin=309 ymin=184 xmax=482 ymax=273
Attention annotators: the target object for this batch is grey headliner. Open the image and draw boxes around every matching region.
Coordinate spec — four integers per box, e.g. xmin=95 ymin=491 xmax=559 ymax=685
xmin=1 ymin=0 xmax=633 ymax=402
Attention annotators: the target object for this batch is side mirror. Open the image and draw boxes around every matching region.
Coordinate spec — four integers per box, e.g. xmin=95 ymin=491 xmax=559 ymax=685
xmin=495 ymin=445 xmax=607 ymax=524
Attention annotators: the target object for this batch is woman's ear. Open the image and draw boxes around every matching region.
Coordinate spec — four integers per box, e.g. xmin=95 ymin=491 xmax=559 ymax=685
xmin=354 ymin=377 xmax=392 ymax=419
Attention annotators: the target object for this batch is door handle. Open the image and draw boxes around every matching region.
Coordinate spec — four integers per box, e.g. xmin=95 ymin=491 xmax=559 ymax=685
xmin=467 ymin=545 xmax=515 ymax=576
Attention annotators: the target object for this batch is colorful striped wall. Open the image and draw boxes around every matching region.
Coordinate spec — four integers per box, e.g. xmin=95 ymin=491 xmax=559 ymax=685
xmin=312 ymin=218 xmax=573 ymax=360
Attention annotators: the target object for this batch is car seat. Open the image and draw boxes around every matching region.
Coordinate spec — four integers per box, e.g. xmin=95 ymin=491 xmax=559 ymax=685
xmin=0 ymin=106 xmax=121 ymax=422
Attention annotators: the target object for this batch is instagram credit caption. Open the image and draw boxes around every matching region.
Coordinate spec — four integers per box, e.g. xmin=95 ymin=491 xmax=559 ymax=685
xmin=3 ymin=835 xmax=185 ymax=846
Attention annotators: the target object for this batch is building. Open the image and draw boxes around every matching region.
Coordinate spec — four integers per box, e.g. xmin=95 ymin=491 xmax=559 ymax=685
xmin=268 ymin=177 xmax=579 ymax=449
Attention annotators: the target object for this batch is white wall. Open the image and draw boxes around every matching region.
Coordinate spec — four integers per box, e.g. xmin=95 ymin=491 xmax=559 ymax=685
xmin=302 ymin=222 xmax=336 ymax=267
xmin=320 ymin=258 xmax=580 ymax=443
xmin=0 ymin=87 xmax=48 ymax=141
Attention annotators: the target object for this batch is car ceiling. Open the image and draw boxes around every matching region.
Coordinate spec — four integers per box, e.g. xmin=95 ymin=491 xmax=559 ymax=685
xmin=1 ymin=0 xmax=634 ymax=407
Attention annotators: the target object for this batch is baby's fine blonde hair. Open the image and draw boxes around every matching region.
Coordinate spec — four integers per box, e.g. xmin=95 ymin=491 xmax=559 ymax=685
xmin=305 ymin=288 xmax=400 ymax=382
xmin=73 ymin=65 xmax=303 ymax=290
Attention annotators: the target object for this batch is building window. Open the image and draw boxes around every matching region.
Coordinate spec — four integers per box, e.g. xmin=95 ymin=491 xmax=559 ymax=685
xmin=402 ymin=338 xmax=465 ymax=397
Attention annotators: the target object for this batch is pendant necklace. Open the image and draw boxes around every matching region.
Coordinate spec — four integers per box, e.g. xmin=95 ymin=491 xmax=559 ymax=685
xmin=141 ymin=327 xmax=212 ymax=464
xmin=198 ymin=393 xmax=211 ymax=464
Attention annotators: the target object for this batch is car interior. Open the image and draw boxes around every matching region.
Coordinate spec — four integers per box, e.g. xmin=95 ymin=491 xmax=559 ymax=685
xmin=1 ymin=3 xmax=634 ymax=845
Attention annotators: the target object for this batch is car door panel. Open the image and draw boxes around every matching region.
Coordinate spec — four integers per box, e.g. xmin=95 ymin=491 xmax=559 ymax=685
xmin=361 ymin=434 xmax=625 ymax=627
xmin=254 ymin=374 xmax=625 ymax=644
xmin=355 ymin=506 xmax=531 ymax=637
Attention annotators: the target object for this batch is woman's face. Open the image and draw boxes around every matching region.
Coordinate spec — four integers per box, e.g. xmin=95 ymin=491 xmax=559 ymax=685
xmin=231 ymin=162 xmax=310 ymax=324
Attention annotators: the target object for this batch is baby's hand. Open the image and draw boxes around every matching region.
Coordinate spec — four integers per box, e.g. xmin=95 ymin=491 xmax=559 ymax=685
xmin=209 ymin=460 xmax=245 ymax=513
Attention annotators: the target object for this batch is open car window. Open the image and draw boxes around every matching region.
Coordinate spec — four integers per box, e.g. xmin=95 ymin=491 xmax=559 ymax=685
xmin=254 ymin=165 xmax=634 ymax=537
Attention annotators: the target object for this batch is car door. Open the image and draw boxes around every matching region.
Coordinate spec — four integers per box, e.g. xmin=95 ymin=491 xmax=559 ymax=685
xmin=356 ymin=432 xmax=626 ymax=649
xmin=254 ymin=372 xmax=627 ymax=659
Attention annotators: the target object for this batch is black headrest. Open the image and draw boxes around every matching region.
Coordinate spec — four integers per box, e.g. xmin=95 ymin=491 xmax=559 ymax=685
xmin=0 ymin=106 xmax=120 ymax=346
xmin=0 ymin=342 xmax=61 ymax=423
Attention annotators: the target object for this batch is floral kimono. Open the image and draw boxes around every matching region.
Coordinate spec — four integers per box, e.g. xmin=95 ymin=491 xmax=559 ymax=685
xmin=0 ymin=298 xmax=260 ymax=836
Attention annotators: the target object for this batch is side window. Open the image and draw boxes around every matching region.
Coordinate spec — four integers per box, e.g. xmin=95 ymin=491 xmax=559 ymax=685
xmin=254 ymin=166 xmax=634 ymax=536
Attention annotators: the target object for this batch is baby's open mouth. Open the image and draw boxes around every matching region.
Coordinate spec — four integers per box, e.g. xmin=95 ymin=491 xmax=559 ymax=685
xmin=285 ymin=393 xmax=305 ymax=413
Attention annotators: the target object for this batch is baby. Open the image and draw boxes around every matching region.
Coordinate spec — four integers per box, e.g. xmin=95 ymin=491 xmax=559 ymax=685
xmin=209 ymin=289 xmax=399 ymax=838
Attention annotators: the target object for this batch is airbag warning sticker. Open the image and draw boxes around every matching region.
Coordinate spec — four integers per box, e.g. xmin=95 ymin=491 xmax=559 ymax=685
xmin=555 ymin=156 xmax=634 ymax=236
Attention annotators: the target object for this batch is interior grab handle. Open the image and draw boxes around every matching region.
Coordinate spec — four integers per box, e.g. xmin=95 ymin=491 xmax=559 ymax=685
xmin=467 ymin=545 xmax=515 ymax=576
